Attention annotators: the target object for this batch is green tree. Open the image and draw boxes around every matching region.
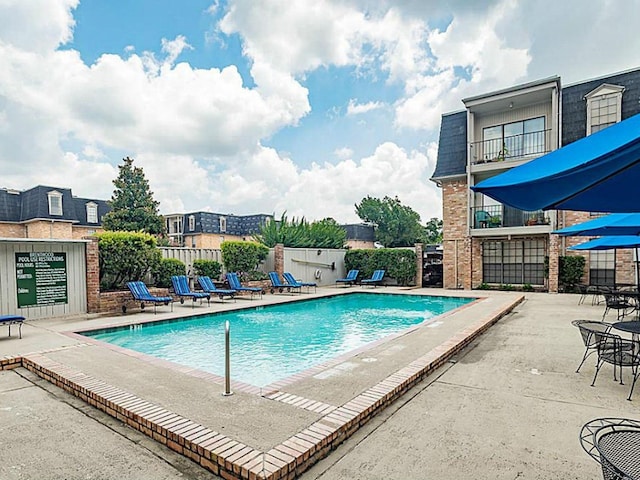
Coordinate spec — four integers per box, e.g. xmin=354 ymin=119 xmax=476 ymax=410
xmin=254 ymin=213 xmax=346 ymax=248
xmin=355 ymin=196 xmax=424 ymax=247
xmin=422 ymin=217 xmax=443 ymax=244
xmin=102 ymin=156 xmax=165 ymax=234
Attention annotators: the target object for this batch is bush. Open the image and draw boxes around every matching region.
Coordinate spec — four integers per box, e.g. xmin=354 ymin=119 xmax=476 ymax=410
xmin=221 ymin=241 xmax=269 ymax=273
xmin=192 ymin=259 xmax=223 ymax=280
xmin=239 ymin=270 xmax=270 ymax=282
xmin=559 ymin=255 xmax=586 ymax=292
xmin=152 ymin=258 xmax=186 ymax=288
xmin=96 ymin=231 xmax=161 ymax=291
xmin=522 ymin=283 xmax=534 ymax=292
xmin=345 ymin=248 xmax=417 ymax=286
xmin=476 ymin=283 xmax=491 ymax=290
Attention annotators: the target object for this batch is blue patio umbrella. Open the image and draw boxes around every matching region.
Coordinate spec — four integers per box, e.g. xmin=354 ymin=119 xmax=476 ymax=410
xmin=553 ymin=213 xmax=640 ymax=237
xmin=471 ymin=113 xmax=640 ymax=213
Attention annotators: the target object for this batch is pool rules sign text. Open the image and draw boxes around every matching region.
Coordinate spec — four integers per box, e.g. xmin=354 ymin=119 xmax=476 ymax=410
xmin=16 ymin=252 xmax=68 ymax=308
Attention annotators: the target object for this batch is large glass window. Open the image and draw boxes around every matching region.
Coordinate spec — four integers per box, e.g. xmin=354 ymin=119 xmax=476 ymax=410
xmin=483 ymin=239 xmax=546 ymax=285
xmin=86 ymin=202 xmax=98 ymax=223
xmin=589 ymin=250 xmax=616 ymax=287
xmin=482 ymin=117 xmax=546 ymax=160
xmin=47 ymin=190 xmax=63 ymax=216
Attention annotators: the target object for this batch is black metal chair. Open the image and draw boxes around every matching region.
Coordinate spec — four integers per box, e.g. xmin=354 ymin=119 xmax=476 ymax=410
xmin=577 ymin=284 xmax=590 ymax=305
xmin=590 ymin=331 xmax=640 ymax=400
xmin=572 ymin=320 xmax=613 ymax=373
xmin=603 ymin=293 xmax=636 ymax=321
xmin=580 ymin=417 xmax=640 ymax=479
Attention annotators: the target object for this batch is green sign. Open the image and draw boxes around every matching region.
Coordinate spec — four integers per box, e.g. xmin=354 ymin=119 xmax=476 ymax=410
xmin=15 ymin=252 xmax=68 ymax=308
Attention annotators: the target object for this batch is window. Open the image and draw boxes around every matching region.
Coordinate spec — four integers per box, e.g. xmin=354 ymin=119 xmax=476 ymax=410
xmin=47 ymin=190 xmax=63 ymax=216
xmin=585 ymin=84 xmax=624 ymax=135
xmin=482 ymin=117 xmax=546 ymax=161
xmin=219 ymin=216 xmax=227 ymax=233
xmin=589 ymin=250 xmax=615 ymax=287
xmin=483 ymin=239 xmax=546 ymax=285
xmin=188 ymin=215 xmax=195 ymax=231
xmin=86 ymin=202 xmax=98 ymax=223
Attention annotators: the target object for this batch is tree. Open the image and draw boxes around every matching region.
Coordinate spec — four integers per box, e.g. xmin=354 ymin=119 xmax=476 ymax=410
xmin=355 ymin=196 xmax=424 ymax=247
xmin=102 ymin=157 xmax=165 ymax=234
xmin=422 ymin=217 xmax=443 ymax=244
xmin=254 ymin=213 xmax=346 ymax=248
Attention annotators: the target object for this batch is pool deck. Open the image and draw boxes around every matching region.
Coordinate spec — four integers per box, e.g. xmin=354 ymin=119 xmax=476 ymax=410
xmin=1 ymin=288 xmax=636 ymax=479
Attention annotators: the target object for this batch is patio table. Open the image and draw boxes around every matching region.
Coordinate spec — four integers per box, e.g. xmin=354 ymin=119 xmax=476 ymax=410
xmin=613 ymin=321 xmax=640 ymax=340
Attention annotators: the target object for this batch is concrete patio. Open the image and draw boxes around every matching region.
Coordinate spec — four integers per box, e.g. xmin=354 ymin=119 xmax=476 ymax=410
xmin=0 ymin=289 xmax=636 ymax=479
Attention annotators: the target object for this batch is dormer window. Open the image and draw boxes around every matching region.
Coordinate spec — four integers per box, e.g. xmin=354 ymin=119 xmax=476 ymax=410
xmin=48 ymin=190 xmax=63 ymax=216
xmin=585 ymin=84 xmax=625 ymax=135
xmin=188 ymin=215 xmax=195 ymax=231
xmin=219 ymin=216 xmax=227 ymax=233
xmin=86 ymin=202 xmax=98 ymax=223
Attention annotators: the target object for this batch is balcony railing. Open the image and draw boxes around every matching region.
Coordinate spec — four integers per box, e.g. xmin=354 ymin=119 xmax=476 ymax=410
xmin=472 ymin=205 xmax=551 ymax=229
xmin=470 ymin=129 xmax=552 ymax=165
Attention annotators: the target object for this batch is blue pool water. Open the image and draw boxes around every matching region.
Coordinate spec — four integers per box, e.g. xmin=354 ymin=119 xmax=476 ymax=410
xmin=84 ymin=293 xmax=473 ymax=387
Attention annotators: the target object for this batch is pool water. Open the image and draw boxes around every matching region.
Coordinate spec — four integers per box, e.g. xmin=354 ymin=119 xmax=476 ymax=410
xmin=84 ymin=293 xmax=473 ymax=387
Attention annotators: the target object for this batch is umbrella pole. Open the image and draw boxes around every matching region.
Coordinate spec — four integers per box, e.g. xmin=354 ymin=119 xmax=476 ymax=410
xmin=636 ymin=247 xmax=640 ymax=290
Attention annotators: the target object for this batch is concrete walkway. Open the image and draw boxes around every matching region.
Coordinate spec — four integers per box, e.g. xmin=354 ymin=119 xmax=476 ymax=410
xmin=0 ymin=290 xmax=635 ymax=479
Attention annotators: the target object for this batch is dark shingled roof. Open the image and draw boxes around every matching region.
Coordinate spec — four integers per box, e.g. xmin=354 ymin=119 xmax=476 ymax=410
xmin=562 ymin=68 xmax=640 ymax=146
xmin=0 ymin=185 xmax=110 ymax=225
xmin=341 ymin=224 xmax=375 ymax=242
xmin=185 ymin=212 xmax=272 ymax=236
xmin=432 ymin=110 xmax=467 ymax=180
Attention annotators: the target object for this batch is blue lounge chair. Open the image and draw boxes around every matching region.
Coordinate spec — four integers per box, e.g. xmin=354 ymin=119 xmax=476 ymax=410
xmin=126 ymin=281 xmax=173 ymax=314
xmin=361 ymin=269 xmax=385 ymax=287
xmin=197 ymin=276 xmax=236 ymax=302
xmin=283 ymin=272 xmax=317 ymax=293
xmin=171 ymin=275 xmax=210 ymax=307
xmin=336 ymin=269 xmax=359 ymax=287
xmin=226 ymin=272 xmax=263 ymax=299
xmin=0 ymin=315 xmax=25 ymax=338
xmin=268 ymin=272 xmax=301 ymax=294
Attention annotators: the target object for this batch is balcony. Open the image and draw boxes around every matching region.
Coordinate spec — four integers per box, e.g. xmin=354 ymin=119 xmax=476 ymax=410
xmin=472 ymin=205 xmax=551 ymax=230
xmin=470 ymin=129 xmax=552 ymax=165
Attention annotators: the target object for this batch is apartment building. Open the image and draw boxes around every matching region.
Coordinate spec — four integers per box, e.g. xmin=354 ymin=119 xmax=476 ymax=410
xmin=164 ymin=212 xmax=273 ymax=248
xmin=431 ymin=67 xmax=640 ymax=291
xmin=0 ymin=185 xmax=110 ymax=240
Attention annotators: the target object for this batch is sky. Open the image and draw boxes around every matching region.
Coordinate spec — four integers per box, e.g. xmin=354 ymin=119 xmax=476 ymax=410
xmin=1 ymin=1 xmax=640 ymax=224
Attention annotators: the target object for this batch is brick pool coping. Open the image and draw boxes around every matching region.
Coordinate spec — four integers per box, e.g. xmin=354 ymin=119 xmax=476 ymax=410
xmin=0 ymin=294 xmax=523 ymax=479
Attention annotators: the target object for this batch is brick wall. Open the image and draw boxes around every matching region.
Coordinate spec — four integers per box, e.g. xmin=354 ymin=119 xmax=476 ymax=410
xmin=85 ymin=237 xmax=101 ymax=313
xmin=414 ymin=243 xmax=423 ymax=287
xmin=25 ymin=220 xmax=73 ymax=239
xmin=0 ymin=223 xmax=26 ymax=237
xmin=442 ymin=179 xmax=469 ymax=289
xmin=274 ymin=243 xmax=284 ymax=275
xmin=98 ymin=288 xmax=173 ymax=314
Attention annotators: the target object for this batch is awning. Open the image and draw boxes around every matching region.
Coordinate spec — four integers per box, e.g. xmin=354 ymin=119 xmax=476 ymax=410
xmin=472 ymin=113 xmax=640 ymax=212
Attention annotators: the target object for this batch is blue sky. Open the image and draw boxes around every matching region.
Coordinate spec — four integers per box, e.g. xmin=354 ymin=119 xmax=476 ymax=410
xmin=1 ymin=0 xmax=639 ymax=222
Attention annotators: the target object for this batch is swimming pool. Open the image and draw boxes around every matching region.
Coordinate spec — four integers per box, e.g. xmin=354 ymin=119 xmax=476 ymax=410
xmin=84 ymin=293 xmax=473 ymax=388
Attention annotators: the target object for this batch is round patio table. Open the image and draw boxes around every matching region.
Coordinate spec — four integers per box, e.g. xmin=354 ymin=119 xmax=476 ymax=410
xmin=613 ymin=321 xmax=640 ymax=338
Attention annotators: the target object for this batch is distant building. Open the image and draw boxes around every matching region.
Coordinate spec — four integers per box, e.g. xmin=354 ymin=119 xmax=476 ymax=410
xmin=341 ymin=223 xmax=375 ymax=249
xmin=164 ymin=212 xmax=273 ymax=248
xmin=0 ymin=185 xmax=110 ymax=240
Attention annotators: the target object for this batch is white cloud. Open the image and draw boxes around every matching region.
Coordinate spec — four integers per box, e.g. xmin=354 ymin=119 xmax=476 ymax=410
xmin=334 ymin=147 xmax=354 ymax=160
xmin=346 ymin=99 xmax=384 ymax=116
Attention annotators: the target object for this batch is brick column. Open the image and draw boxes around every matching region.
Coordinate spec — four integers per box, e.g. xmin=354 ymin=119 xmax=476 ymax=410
xmin=274 ymin=243 xmax=284 ymax=275
xmin=548 ymin=234 xmax=559 ymax=293
xmin=85 ymin=236 xmax=101 ymax=313
xmin=414 ymin=243 xmax=423 ymax=287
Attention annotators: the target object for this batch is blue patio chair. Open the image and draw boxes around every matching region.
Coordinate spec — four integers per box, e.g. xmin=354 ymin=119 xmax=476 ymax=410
xmin=226 ymin=272 xmax=263 ymax=299
xmin=361 ymin=269 xmax=385 ymax=287
xmin=283 ymin=272 xmax=317 ymax=293
xmin=126 ymin=281 xmax=173 ymax=314
xmin=171 ymin=275 xmax=210 ymax=308
xmin=0 ymin=315 xmax=25 ymax=338
xmin=268 ymin=271 xmax=302 ymax=294
xmin=336 ymin=269 xmax=359 ymax=287
xmin=196 ymin=276 xmax=236 ymax=302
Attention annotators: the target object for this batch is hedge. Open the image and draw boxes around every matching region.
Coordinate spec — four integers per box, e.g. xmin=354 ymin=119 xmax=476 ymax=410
xmin=221 ymin=241 xmax=269 ymax=273
xmin=152 ymin=257 xmax=186 ymax=288
xmin=192 ymin=259 xmax=223 ymax=280
xmin=345 ymin=248 xmax=417 ymax=286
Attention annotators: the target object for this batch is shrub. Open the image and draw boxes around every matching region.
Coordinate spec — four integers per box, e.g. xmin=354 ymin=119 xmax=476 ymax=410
xmin=500 ymin=284 xmax=515 ymax=291
xmin=221 ymin=241 xmax=269 ymax=273
xmin=255 ymin=214 xmax=346 ymax=248
xmin=192 ymin=259 xmax=223 ymax=280
xmin=345 ymin=248 xmax=417 ymax=286
xmin=522 ymin=283 xmax=534 ymax=292
xmin=152 ymin=258 xmax=186 ymax=288
xmin=559 ymin=255 xmax=586 ymax=292
xmin=476 ymin=283 xmax=491 ymax=290
xmin=239 ymin=270 xmax=270 ymax=282
xmin=96 ymin=231 xmax=161 ymax=290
